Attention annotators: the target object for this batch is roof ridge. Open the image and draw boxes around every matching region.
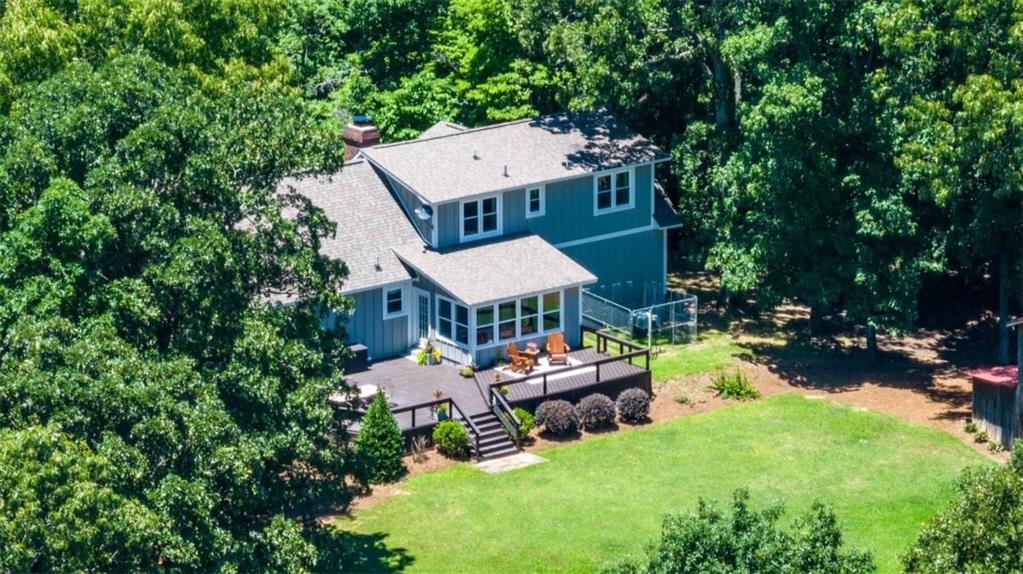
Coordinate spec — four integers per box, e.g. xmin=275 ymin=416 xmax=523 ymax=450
xmin=367 ymin=116 xmax=547 ymax=150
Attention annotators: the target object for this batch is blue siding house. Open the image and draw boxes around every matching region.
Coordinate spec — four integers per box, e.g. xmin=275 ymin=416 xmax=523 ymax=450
xmin=282 ymin=111 xmax=680 ymax=366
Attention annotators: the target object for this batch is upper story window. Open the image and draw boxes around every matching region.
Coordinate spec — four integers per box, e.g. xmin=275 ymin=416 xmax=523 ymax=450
xmin=461 ymin=195 xmax=500 ymax=241
xmin=594 ymin=168 xmax=633 ymax=214
xmin=383 ymin=287 xmax=404 ymax=318
xmin=525 ymin=186 xmax=545 ymax=218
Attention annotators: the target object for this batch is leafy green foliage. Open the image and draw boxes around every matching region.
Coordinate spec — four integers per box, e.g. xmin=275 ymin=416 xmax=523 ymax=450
xmin=710 ymin=370 xmax=760 ymax=401
xmin=0 ymin=54 xmax=355 ymax=571
xmin=513 ymin=407 xmax=535 ymax=437
xmin=358 ymin=391 xmax=407 ymax=482
xmin=602 ymin=489 xmax=875 ymax=574
xmin=432 ymin=420 xmax=470 ymax=458
xmin=903 ymin=444 xmax=1023 ymax=573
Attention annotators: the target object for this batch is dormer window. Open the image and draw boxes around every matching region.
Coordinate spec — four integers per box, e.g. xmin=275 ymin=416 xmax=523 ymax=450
xmin=526 ymin=186 xmax=545 ymax=218
xmin=461 ymin=195 xmax=501 ymax=241
xmin=594 ymin=168 xmax=633 ymax=214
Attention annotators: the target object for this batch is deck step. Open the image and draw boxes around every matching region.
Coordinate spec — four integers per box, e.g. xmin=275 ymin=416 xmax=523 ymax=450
xmin=467 ymin=412 xmax=519 ymax=460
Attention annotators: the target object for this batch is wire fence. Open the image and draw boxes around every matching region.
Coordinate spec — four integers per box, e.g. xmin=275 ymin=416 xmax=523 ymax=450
xmin=582 ymin=288 xmax=698 ymax=347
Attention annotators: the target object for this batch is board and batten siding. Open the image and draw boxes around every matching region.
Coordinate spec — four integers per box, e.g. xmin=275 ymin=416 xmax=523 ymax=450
xmin=385 ymin=174 xmax=434 ymax=242
xmin=434 ymin=164 xmax=655 ymax=249
xmin=473 ymin=286 xmax=582 ymax=367
xmin=327 ymin=287 xmax=411 ymax=360
xmin=562 ymin=228 xmax=665 ymax=308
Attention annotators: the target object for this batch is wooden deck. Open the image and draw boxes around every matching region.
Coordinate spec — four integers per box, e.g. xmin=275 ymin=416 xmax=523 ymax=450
xmin=337 ymin=329 xmax=652 ymax=437
xmin=474 ymin=348 xmax=651 ymax=407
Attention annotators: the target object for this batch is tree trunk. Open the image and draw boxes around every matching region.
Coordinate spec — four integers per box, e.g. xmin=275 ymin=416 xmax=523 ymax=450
xmin=708 ymin=46 xmax=734 ymax=135
xmin=998 ymin=250 xmax=1011 ymax=364
xmin=865 ymin=323 xmax=878 ymax=360
xmin=809 ymin=304 xmax=824 ymax=337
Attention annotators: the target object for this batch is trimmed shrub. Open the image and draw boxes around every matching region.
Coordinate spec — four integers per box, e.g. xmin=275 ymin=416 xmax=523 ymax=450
xmin=535 ymin=400 xmax=579 ymax=435
xmin=577 ymin=393 xmax=616 ymax=430
xmin=433 ymin=420 xmax=469 ymax=458
xmin=964 ymin=419 xmax=978 ymax=433
xmin=974 ymin=431 xmax=989 ymax=444
xmin=357 ymin=390 xmax=406 ymax=483
xmin=513 ymin=407 xmax=535 ymax=437
xmin=711 ymin=370 xmax=760 ymax=400
xmin=617 ymin=388 xmax=651 ymax=423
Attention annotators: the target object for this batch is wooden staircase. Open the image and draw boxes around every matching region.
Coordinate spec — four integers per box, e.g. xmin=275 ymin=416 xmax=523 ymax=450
xmin=467 ymin=411 xmax=518 ymax=460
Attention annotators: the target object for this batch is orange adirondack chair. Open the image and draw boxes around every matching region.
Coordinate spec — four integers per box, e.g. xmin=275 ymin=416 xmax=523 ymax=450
xmin=546 ymin=332 xmax=570 ymax=365
xmin=507 ymin=342 xmax=534 ymax=373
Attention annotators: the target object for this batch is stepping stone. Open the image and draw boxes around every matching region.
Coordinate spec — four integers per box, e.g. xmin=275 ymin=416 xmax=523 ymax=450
xmin=475 ymin=452 xmax=547 ymax=474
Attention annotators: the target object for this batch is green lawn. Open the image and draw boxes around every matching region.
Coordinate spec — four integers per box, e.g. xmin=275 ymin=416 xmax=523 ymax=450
xmin=338 ymin=394 xmax=986 ymax=573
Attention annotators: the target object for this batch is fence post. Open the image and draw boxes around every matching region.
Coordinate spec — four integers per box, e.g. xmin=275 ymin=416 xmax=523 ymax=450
xmin=411 ymin=408 xmax=416 ymax=428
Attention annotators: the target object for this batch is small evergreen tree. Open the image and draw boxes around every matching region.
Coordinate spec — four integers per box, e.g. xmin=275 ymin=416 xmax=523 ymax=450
xmin=357 ymin=390 xmax=406 ymax=483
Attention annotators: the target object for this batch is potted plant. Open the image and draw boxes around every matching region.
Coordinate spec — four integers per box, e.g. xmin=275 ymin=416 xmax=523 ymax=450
xmin=417 ymin=340 xmax=441 ymax=366
xmin=499 ymin=384 xmax=510 ymax=397
xmin=431 ymin=389 xmax=449 ymax=421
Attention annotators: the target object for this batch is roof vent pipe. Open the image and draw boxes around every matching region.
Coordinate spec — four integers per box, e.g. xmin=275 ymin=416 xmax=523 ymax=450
xmin=502 ymin=164 xmax=509 ymax=177
xmin=473 ymin=150 xmax=480 ymax=160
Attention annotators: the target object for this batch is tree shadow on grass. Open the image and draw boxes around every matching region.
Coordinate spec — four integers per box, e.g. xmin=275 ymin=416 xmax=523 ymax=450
xmin=312 ymin=528 xmax=415 ymax=573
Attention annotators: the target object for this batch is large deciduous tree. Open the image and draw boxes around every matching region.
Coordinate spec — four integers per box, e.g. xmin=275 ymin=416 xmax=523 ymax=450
xmin=879 ymin=0 xmax=1023 ymax=363
xmin=0 ymin=54 xmax=357 ymax=571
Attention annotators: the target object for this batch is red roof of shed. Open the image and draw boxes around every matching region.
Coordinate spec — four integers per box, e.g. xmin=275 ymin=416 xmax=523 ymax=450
xmin=966 ymin=365 xmax=1019 ymax=388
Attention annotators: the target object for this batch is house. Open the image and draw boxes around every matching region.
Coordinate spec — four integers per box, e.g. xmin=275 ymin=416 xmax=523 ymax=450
xmin=280 ymin=111 xmax=680 ymax=367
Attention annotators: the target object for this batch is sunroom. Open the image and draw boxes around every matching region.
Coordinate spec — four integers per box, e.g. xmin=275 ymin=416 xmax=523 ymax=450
xmin=394 ymin=234 xmax=597 ymax=367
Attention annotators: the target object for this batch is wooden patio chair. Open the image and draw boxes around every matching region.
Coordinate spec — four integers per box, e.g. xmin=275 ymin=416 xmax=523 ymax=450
xmin=546 ymin=332 xmax=570 ymax=365
xmin=507 ymin=342 xmax=534 ymax=373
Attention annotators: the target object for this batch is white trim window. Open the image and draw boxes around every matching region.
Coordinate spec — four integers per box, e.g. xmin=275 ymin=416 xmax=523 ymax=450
xmin=476 ymin=290 xmax=565 ymax=349
xmin=383 ymin=287 xmax=405 ymax=318
xmin=475 ymin=305 xmax=495 ymax=346
xmin=594 ymin=167 xmax=633 ymax=214
xmin=525 ymin=186 xmax=545 ymax=218
xmin=461 ymin=195 xmax=501 ymax=241
xmin=437 ymin=296 xmax=470 ymax=346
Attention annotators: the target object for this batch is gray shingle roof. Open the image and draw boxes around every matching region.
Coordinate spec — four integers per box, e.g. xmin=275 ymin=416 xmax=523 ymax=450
xmin=417 ymin=121 xmax=468 ymax=139
xmin=394 ymin=234 xmax=597 ymax=306
xmin=278 ymin=161 xmax=424 ymax=293
xmin=362 ymin=110 xmax=669 ymax=204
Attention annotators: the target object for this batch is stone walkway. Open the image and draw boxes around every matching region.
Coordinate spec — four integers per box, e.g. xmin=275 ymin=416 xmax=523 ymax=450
xmin=474 ymin=452 xmax=547 ymax=474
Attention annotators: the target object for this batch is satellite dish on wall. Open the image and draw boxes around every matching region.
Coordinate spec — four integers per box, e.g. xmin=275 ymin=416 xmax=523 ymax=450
xmin=414 ymin=205 xmax=433 ymax=221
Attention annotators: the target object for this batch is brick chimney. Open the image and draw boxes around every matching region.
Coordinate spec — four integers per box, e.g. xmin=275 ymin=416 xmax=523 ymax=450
xmin=343 ymin=114 xmax=380 ymax=160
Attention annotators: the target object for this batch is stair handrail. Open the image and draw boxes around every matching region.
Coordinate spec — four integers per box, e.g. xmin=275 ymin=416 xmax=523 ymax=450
xmin=489 ymin=387 xmax=522 ymax=446
xmin=448 ymin=399 xmax=482 ymax=455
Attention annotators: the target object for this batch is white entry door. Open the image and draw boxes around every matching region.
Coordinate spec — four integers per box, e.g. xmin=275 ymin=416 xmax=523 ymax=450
xmin=414 ymin=289 xmax=432 ymax=346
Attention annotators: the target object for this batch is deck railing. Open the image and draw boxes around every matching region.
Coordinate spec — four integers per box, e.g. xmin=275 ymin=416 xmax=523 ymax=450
xmin=389 ymin=397 xmax=482 ymax=455
xmin=489 ymin=386 xmax=522 ymax=446
xmin=489 ymin=326 xmax=650 ymax=398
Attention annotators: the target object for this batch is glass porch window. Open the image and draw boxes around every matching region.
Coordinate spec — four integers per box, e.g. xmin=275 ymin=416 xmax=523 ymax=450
xmin=438 ymin=298 xmax=452 ymax=339
xmin=476 ymin=306 xmax=494 ymax=345
xmin=520 ymin=295 xmax=538 ymax=336
xmin=542 ymin=291 xmax=561 ymax=331
xmin=498 ymin=301 xmax=516 ymax=340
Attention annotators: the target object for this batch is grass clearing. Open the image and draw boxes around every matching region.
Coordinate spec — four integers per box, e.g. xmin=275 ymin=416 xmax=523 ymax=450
xmin=585 ymin=328 xmax=746 ymax=382
xmin=338 ymin=394 xmax=986 ymax=573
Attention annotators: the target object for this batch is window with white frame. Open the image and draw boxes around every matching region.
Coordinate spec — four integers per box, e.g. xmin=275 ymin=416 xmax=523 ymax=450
xmin=525 ymin=186 xmax=545 ymax=218
xmin=478 ymin=290 xmax=563 ymax=347
xmin=520 ymin=295 xmax=539 ymax=336
xmin=383 ymin=287 xmax=404 ymax=317
xmin=475 ymin=305 xmax=494 ymax=346
xmin=595 ymin=168 xmax=632 ymax=213
xmin=462 ymin=195 xmax=500 ymax=240
xmin=498 ymin=301 xmax=517 ymax=341
xmin=542 ymin=291 xmax=561 ymax=331
xmin=437 ymin=297 xmax=469 ymax=345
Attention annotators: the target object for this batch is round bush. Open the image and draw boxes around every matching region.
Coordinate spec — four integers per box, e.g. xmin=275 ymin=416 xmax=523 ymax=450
xmin=534 ymin=400 xmax=579 ymax=435
xmin=513 ymin=407 xmax=535 ymax=437
xmin=432 ymin=420 xmax=469 ymax=458
xmin=616 ymin=388 xmax=651 ymax=423
xmin=576 ymin=393 xmax=616 ymax=430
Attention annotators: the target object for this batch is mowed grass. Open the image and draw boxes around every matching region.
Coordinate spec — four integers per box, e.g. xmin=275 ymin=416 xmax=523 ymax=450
xmin=339 ymin=394 xmax=986 ymax=573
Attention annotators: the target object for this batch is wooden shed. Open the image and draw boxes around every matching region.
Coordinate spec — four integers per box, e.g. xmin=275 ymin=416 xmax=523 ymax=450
xmin=966 ymin=319 xmax=1023 ymax=449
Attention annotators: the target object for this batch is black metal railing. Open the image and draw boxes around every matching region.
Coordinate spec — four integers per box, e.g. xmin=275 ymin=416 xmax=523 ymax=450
xmin=390 ymin=397 xmax=482 ymax=455
xmin=489 ymin=327 xmax=650 ymax=398
xmin=489 ymin=386 xmax=522 ymax=446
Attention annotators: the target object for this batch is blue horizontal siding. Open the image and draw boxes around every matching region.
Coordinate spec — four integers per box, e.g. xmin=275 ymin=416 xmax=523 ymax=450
xmin=563 ymin=229 xmax=665 ymax=308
